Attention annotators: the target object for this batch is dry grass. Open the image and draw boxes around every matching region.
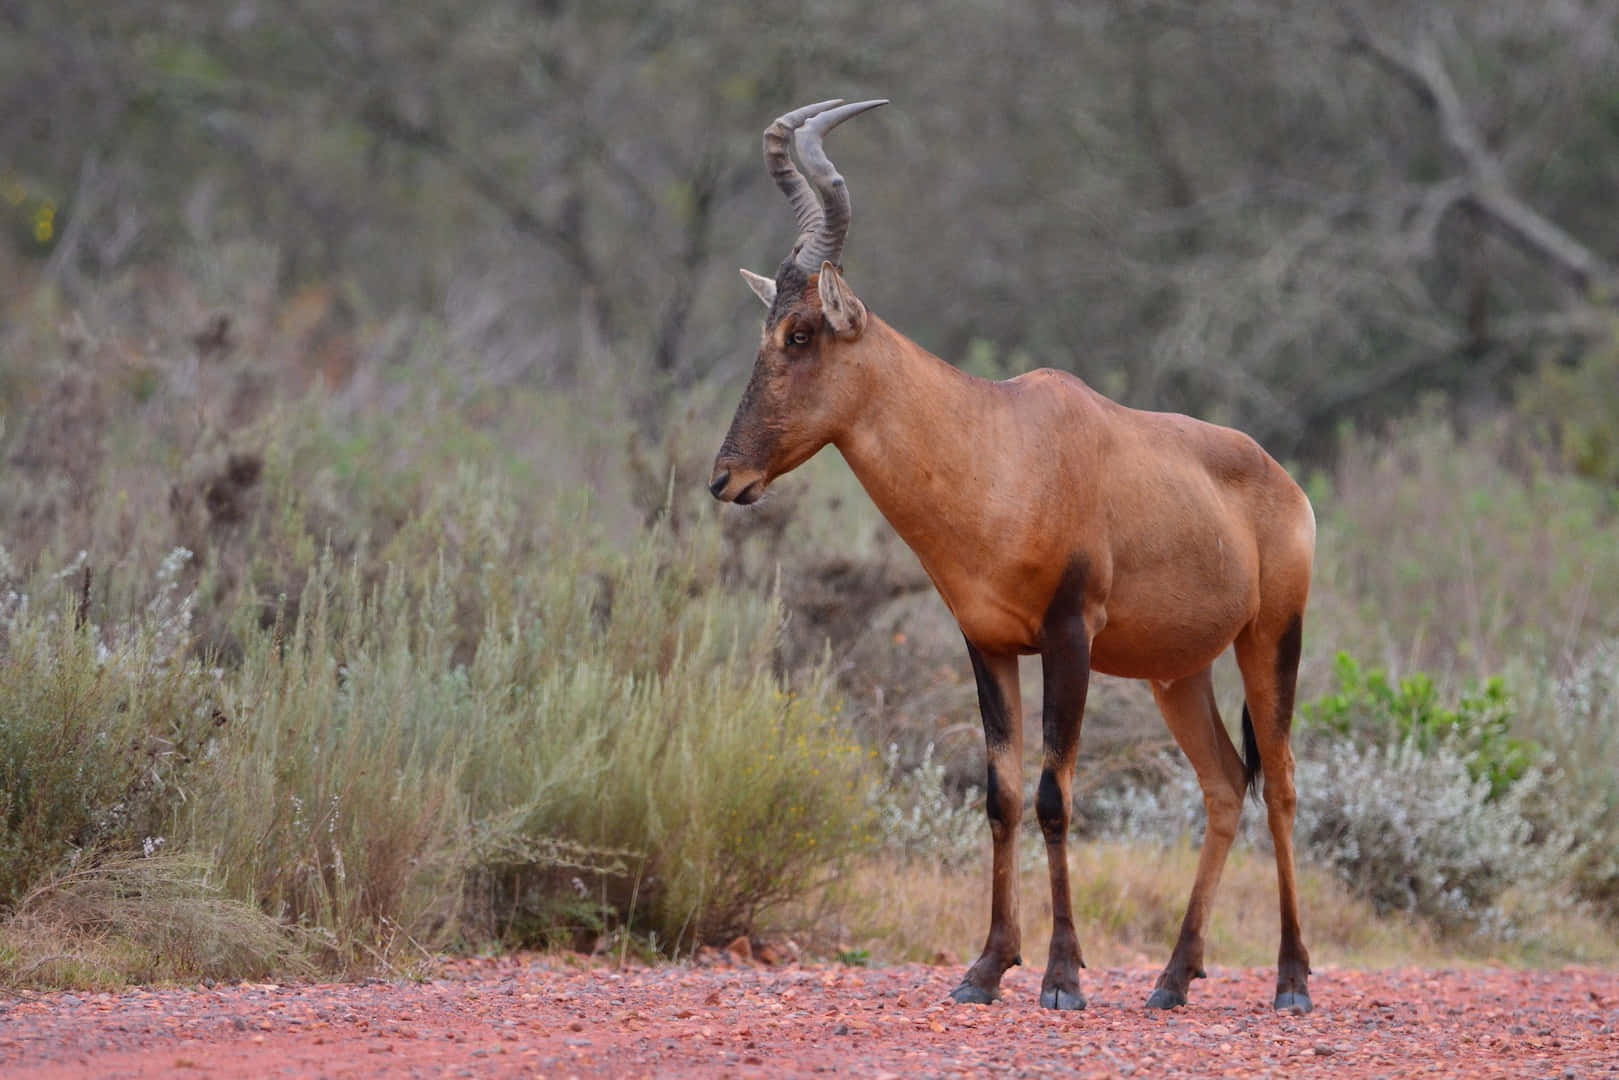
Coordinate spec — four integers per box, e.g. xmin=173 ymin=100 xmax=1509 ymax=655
xmin=0 ymin=855 xmax=309 ymax=991
xmin=831 ymin=841 xmax=1619 ymax=975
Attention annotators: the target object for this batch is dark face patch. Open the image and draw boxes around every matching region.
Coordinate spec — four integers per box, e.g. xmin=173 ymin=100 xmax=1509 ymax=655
xmin=766 ymin=259 xmax=812 ymax=330
xmin=710 ymin=259 xmax=854 ymax=498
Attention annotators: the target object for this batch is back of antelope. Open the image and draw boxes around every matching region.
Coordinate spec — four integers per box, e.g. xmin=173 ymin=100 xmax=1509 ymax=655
xmin=710 ymin=99 xmax=1316 ymax=1014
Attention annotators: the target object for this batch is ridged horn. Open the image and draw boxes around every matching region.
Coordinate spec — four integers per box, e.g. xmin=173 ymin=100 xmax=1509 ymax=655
xmin=764 ymin=99 xmax=843 ymax=247
xmin=762 ymin=98 xmax=888 ymax=273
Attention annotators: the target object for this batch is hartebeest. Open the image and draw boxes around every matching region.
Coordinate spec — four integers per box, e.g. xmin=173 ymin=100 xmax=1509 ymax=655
xmin=709 ymin=99 xmax=1315 ymax=1014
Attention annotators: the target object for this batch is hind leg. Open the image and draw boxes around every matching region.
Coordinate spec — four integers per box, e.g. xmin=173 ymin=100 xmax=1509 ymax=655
xmin=1144 ymin=666 xmax=1249 ymax=1009
xmin=1235 ymin=612 xmax=1311 ymax=1013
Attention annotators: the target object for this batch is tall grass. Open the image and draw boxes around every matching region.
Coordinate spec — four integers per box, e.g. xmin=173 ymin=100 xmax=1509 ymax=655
xmin=1307 ymin=406 xmax=1619 ymax=687
xmin=5 ymin=255 xmax=1618 ymax=988
xmin=0 ymin=555 xmax=218 ymax=909
xmin=1 ymin=461 xmax=875 ymax=983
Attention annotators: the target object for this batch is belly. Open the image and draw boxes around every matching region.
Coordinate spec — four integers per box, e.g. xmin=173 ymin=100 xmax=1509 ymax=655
xmin=1089 ymin=582 xmax=1256 ymax=679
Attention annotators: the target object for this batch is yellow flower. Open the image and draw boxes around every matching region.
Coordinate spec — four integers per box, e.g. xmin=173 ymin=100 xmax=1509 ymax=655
xmin=32 ymin=202 xmax=54 ymax=244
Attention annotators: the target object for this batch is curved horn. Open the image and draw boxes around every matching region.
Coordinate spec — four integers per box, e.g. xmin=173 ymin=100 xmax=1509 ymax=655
xmin=762 ymin=99 xmax=889 ymax=273
xmin=792 ymin=99 xmax=887 ymax=271
xmin=763 ymin=99 xmax=844 ymax=246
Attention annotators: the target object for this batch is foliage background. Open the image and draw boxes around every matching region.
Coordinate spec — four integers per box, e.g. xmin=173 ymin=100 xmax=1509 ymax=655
xmin=2 ymin=0 xmax=1617 ymax=983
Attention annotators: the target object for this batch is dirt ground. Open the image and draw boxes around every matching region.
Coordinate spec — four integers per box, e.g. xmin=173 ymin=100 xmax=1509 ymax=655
xmin=2 ymin=958 xmax=1616 ymax=1078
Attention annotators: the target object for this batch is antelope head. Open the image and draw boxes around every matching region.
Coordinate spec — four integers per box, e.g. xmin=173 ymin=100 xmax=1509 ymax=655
xmin=709 ymin=98 xmax=888 ymax=505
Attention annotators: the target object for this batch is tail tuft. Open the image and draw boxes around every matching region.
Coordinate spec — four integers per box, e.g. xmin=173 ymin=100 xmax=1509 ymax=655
xmin=1240 ymin=704 xmax=1262 ymax=801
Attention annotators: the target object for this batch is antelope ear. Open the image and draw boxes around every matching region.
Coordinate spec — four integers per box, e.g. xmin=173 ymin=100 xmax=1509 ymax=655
xmin=740 ymin=268 xmax=776 ymax=307
xmin=817 ymin=262 xmax=867 ymax=340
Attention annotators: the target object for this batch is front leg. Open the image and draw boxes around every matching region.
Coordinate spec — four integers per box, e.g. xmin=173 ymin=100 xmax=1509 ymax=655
xmin=1035 ymin=567 xmax=1094 ymax=1011
xmin=950 ymin=642 xmax=1024 ymax=1005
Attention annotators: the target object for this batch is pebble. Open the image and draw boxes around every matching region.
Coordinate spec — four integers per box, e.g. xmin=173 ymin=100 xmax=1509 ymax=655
xmin=3 ymin=963 xmax=1617 ymax=1076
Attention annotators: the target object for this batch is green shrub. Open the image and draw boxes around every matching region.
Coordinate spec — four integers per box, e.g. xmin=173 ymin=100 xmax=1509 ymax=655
xmin=1083 ymin=733 xmax=1563 ymax=931
xmin=1079 ymin=656 xmax=1568 ymax=931
xmin=196 ymin=555 xmax=479 ymax=965
xmin=1303 ymin=652 xmax=1537 ymax=798
xmin=3 ymin=456 xmax=878 ymax=976
xmin=0 ymin=551 xmax=306 ymax=988
xmin=451 ymin=500 xmax=876 ymax=951
xmin=1285 ymin=654 xmax=1570 ymax=927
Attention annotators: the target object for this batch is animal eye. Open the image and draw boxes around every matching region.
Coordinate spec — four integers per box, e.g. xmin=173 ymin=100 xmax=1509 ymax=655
xmin=789 ymin=329 xmax=812 ymax=347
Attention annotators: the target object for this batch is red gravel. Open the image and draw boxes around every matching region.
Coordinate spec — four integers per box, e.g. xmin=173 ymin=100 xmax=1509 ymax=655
xmin=2 ymin=960 xmax=1616 ymax=1078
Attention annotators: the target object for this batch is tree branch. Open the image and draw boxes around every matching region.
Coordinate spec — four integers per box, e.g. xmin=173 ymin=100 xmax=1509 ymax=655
xmin=1339 ymin=10 xmax=1614 ymax=294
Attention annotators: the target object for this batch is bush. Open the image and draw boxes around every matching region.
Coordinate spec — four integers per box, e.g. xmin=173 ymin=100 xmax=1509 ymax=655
xmin=1078 ymin=734 xmax=1561 ymax=931
xmin=2 ymin=462 xmax=878 ymax=975
xmin=1294 ymin=659 xmax=1572 ymax=927
xmin=1538 ymin=639 xmax=1619 ymax=914
xmin=1303 ymin=652 xmax=1537 ymax=798
xmin=0 ymin=549 xmax=218 ymax=911
xmin=189 ymin=481 xmax=876 ymax=960
xmin=196 ymin=554 xmax=480 ymax=965
xmin=1076 ymin=656 xmax=1571 ymax=931
xmin=1289 ymin=742 xmax=1561 ymax=929
xmin=869 ymin=743 xmax=983 ymax=871
xmin=450 ymin=501 xmax=875 ymax=951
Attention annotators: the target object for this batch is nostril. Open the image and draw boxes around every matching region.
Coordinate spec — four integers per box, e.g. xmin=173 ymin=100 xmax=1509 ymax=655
xmin=708 ymin=470 xmax=731 ymax=499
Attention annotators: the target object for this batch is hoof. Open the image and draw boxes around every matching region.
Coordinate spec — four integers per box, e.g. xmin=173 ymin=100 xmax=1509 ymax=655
xmin=1274 ymin=990 xmax=1313 ymax=1014
xmin=949 ymin=982 xmax=999 ymax=1006
xmin=1145 ymin=987 xmax=1186 ymax=1010
xmin=1039 ymin=986 xmax=1086 ymax=1011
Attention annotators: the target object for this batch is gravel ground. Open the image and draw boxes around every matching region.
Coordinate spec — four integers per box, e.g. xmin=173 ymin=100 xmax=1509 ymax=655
xmin=2 ymin=958 xmax=1616 ymax=1077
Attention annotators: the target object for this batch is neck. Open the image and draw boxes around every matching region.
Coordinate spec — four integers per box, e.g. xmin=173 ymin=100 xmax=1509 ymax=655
xmin=833 ymin=316 xmax=1001 ymax=563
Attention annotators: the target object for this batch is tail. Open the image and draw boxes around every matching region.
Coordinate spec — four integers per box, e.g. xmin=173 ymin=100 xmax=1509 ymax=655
xmin=1240 ymin=704 xmax=1262 ymax=802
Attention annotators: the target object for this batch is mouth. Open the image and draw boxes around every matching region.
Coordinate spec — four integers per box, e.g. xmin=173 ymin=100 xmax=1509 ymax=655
xmin=708 ymin=468 xmax=767 ymax=505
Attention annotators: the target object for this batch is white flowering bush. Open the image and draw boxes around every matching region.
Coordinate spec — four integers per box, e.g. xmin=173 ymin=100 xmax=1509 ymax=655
xmin=1289 ymin=741 xmax=1565 ymax=927
xmin=870 ymin=742 xmax=984 ymax=870
xmin=1082 ymin=767 xmax=1209 ymax=846
xmin=1541 ymin=639 xmax=1619 ymax=912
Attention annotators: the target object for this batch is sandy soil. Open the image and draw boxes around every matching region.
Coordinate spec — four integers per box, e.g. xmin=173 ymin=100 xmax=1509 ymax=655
xmin=2 ymin=958 xmax=1616 ymax=1078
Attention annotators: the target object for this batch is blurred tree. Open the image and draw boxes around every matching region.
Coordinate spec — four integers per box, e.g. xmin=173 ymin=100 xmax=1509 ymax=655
xmin=3 ymin=0 xmax=1615 ymax=455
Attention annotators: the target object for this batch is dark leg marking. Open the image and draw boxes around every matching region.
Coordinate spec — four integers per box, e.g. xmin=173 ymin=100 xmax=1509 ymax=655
xmin=1274 ymin=613 xmax=1304 ymax=731
xmin=1246 ymin=611 xmax=1311 ymax=1014
xmin=1035 ymin=557 xmax=1090 ymax=1011
xmin=1035 ymin=768 xmax=1065 ymax=845
xmin=953 ymin=640 xmax=1023 ymax=1006
xmin=967 ymin=641 xmax=1012 ymax=747
xmin=985 ymin=764 xmax=1007 ymax=833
